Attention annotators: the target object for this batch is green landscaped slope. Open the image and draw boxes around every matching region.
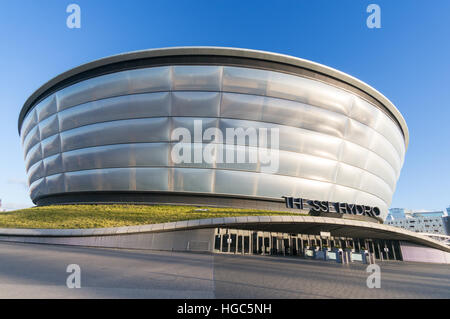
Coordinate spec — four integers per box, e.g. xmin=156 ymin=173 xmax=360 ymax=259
xmin=0 ymin=204 xmax=304 ymax=229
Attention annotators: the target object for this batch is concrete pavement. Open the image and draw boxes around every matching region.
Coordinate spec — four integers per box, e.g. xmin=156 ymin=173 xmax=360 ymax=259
xmin=0 ymin=242 xmax=448 ymax=298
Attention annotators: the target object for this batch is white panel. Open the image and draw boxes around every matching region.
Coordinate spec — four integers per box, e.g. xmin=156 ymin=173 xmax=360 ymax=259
xmin=215 ymin=169 xmax=257 ymax=196
xmin=221 ymin=93 xmax=264 ymax=121
xmin=172 ymin=65 xmax=222 ymax=91
xmin=359 ymin=171 xmax=393 ymax=204
xmin=331 ymin=184 xmax=358 ymax=204
xmin=43 ymin=153 xmax=63 ymax=176
xmin=128 ymin=66 xmax=172 ymax=94
xmin=36 ymin=95 xmax=57 ymax=122
xmin=29 ymin=177 xmax=46 ymax=200
xmin=60 ymin=117 xmax=170 ymax=152
xmin=172 ymin=167 xmax=214 ymax=193
xmin=41 ymin=134 xmax=61 ymax=158
xmin=21 ymin=109 xmax=37 ymax=144
xmin=256 ymin=173 xmax=296 ymax=198
xmin=339 ymin=141 xmax=370 ymax=171
xmin=63 ymin=143 xmax=169 ymax=172
xmin=39 ymin=114 xmax=59 ymax=140
xmin=266 ymin=71 xmax=354 ymax=116
xmin=365 ymin=152 xmax=397 ymax=190
xmin=25 ymin=142 xmax=43 ymax=172
xmin=349 ymin=98 xmax=382 ymax=130
xmin=46 ymin=173 xmax=65 ymax=194
xmin=169 ymin=143 xmax=215 ymax=169
xmin=58 ymin=92 xmax=171 ymax=131
xmin=23 ymin=125 xmax=41 ymax=156
xmin=65 ymin=168 xmax=169 ymax=192
xmin=222 ymin=66 xmax=269 ymax=96
xmin=171 ymin=91 xmax=220 ymax=117
xmin=28 ymin=160 xmax=44 ymax=185
xmin=57 ymin=71 xmax=129 ymax=111
xmin=335 ymin=162 xmax=363 ymax=190
xmin=293 ymin=178 xmax=333 ymax=202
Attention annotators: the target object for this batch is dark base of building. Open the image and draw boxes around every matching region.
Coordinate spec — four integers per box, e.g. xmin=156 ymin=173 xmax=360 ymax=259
xmin=35 ymin=191 xmax=379 ymax=223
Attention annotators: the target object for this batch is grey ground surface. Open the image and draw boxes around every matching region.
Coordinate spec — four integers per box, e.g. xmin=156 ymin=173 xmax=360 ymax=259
xmin=0 ymin=241 xmax=448 ymax=298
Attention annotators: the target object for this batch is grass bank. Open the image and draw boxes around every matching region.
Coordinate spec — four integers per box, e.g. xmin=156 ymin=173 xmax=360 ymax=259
xmin=0 ymin=204 xmax=303 ymax=229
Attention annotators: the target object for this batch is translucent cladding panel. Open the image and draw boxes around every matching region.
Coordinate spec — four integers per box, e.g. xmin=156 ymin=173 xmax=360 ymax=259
xmin=63 ymin=143 xmax=169 ymax=172
xmin=172 ymin=66 xmax=222 ymax=91
xmin=266 ymin=71 xmax=354 ymax=116
xmin=256 ymin=174 xmax=296 ymax=198
xmin=365 ymin=152 xmax=397 ymax=189
xmin=135 ymin=167 xmax=169 ymax=191
xmin=29 ymin=177 xmax=46 ymax=201
xmin=373 ymin=112 xmax=406 ymax=160
xmin=39 ymin=114 xmax=59 ymax=140
xmin=367 ymin=132 xmax=402 ymax=174
xmin=25 ymin=142 xmax=42 ymax=172
xmin=170 ymin=117 xmax=218 ymax=143
xmin=293 ymin=178 xmax=333 ymax=202
xmin=57 ymin=71 xmax=130 ymax=111
xmin=261 ymin=97 xmax=348 ymax=138
xmin=23 ymin=125 xmax=41 ymax=156
xmin=28 ymin=160 xmax=44 ymax=185
xmin=21 ymin=109 xmax=37 ymax=144
xmin=128 ymin=66 xmax=171 ymax=94
xmin=41 ymin=134 xmax=61 ymax=158
xmin=222 ymin=66 xmax=269 ymax=96
xmin=172 ymin=167 xmax=214 ymax=193
xmin=60 ymin=117 xmax=170 ymax=152
xmin=218 ymin=119 xmax=262 ymax=148
xmin=219 ymin=118 xmax=342 ymax=160
xmin=214 ymin=169 xmax=257 ymax=196
xmin=46 ymin=173 xmax=65 ymax=194
xmin=275 ymin=151 xmax=301 ymax=177
xmin=65 ymin=168 xmax=169 ymax=192
xmin=335 ymin=162 xmax=364 ymax=190
xmin=58 ymin=92 xmax=171 ymax=131
xmin=171 ymin=91 xmax=220 ymax=117
xmin=43 ymin=153 xmax=63 ymax=176
xmin=36 ymin=94 xmax=57 ymax=122
xmin=169 ymin=143 xmax=215 ymax=169
xmin=297 ymin=153 xmax=338 ymax=183
xmin=215 ymin=144 xmax=259 ymax=172
xmin=359 ymin=171 xmax=393 ymax=204
xmin=220 ymin=93 xmax=264 ymax=121
xmin=282 ymin=127 xmax=342 ymax=161
xmin=345 ymin=119 xmax=375 ymax=149
xmin=349 ymin=98 xmax=382 ymax=130
xmin=331 ymin=184 xmax=358 ymax=204
xmin=354 ymin=191 xmax=388 ymax=219
xmin=339 ymin=141 xmax=371 ymax=171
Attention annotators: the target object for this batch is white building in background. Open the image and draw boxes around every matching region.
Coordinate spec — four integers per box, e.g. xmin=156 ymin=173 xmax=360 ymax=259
xmin=385 ymin=208 xmax=449 ymax=235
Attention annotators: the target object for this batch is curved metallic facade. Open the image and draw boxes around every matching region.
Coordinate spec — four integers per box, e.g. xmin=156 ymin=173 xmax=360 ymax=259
xmin=19 ymin=47 xmax=408 ymax=221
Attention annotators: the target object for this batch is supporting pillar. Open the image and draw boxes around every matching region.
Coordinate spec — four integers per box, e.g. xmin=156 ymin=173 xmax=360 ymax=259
xmin=391 ymin=241 xmax=397 ymax=260
xmin=377 ymin=241 xmax=383 ymax=261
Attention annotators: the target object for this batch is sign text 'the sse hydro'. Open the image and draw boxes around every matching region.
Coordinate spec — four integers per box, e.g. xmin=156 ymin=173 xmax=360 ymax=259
xmin=283 ymin=196 xmax=381 ymax=218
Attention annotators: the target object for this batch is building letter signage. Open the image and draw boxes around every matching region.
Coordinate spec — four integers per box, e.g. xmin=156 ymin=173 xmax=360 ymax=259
xmin=282 ymin=196 xmax=381 ymax=218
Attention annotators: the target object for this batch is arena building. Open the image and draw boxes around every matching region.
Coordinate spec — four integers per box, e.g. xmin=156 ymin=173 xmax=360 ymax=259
xmin=17 ymin=47 xmax=450 ymax=263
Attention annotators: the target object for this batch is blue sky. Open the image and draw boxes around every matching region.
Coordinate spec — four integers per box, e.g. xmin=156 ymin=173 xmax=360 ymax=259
xmin=0 ymin=0 xmax=449 ymax=211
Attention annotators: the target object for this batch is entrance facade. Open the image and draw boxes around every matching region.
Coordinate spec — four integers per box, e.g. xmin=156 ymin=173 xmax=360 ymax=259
xmin=213 ymin=228 xmax=403 ymax=261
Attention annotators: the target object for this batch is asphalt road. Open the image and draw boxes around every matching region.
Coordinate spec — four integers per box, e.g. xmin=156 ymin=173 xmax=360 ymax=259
xmin=0 ymin=241 xmax=448 ymax=298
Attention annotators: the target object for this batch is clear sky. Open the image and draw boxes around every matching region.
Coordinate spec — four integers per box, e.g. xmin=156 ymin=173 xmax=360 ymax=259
xmin=0 ymin=0 xmax=449 ymax=211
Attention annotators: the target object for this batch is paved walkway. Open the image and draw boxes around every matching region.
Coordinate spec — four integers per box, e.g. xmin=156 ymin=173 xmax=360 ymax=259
xmin=0 ymin=242 xmax=448 ymax=298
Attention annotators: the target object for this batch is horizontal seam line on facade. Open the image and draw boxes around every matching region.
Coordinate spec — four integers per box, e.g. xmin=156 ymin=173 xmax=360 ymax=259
xmin=29 ymin=166 xmax=391 ymax=207
xmin=23 ymin=113 xmax=402 ymax=178
xmin=26 ymin=139 xmax=397 ymax=194
xmin=21 ymin=88 xmax=405 ymax=157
